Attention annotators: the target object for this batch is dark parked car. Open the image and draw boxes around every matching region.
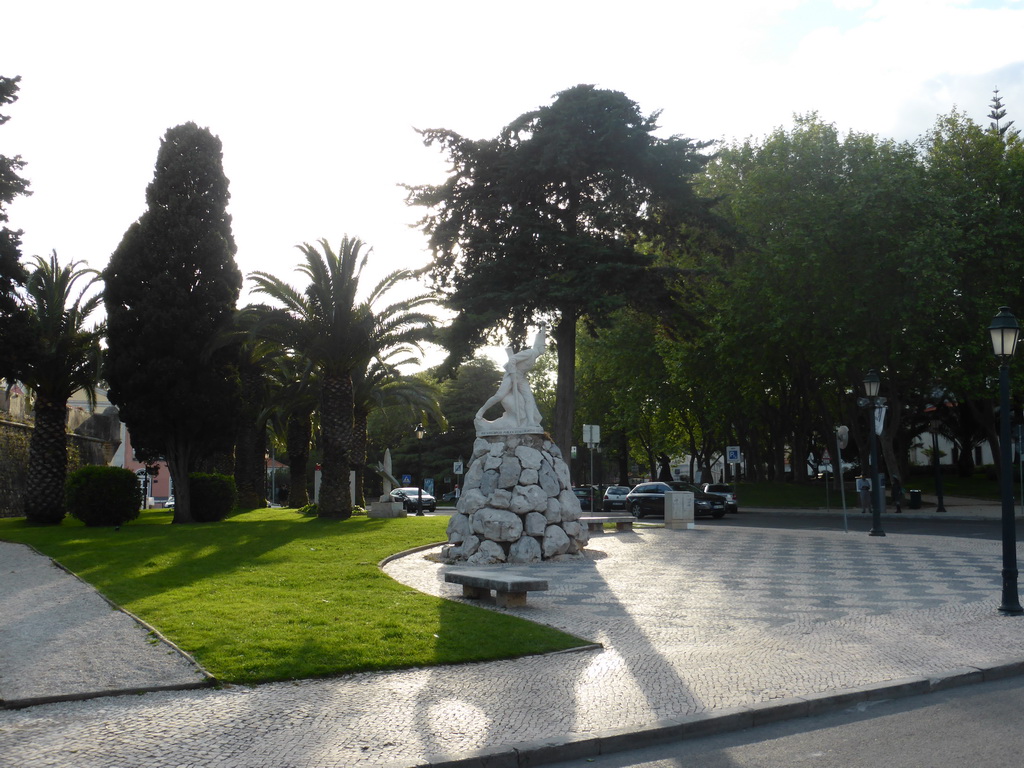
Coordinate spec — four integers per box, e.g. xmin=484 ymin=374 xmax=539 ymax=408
xmin=573 ymin=486 xmax=598 ymax=512
xmin=626 ymin=481 xmax=727 ymax=519
xmin=389 ymin=487 xmax=436 ymax=513
xmin=602 ymin=485 xmax=631 ymax=513
xmin=701 ymin=483 xmax=738 ymax=513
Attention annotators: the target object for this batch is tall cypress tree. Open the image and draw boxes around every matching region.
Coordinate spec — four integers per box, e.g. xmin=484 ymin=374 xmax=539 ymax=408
xmin=104 ymin=123 xmax=242 ymax=523
xmin=0 ymin=75 xmax=33 ymax=382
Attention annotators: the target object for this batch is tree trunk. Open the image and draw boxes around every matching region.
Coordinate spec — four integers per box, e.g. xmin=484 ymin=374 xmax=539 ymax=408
xmin=616 ymin=431 xmax=630 ymax=484
xmin=552 ymin=311 xmax=578 ymax=476
xmin=352 ymin=408 xmax=368 ymax=508
xmin=165 ymin=437 xmax=193 ymax=524
xmin=319 ymin=372 xmax=353 ymax=519
xmin=233 ymin=366 xmax=268 ymax=509
xmin=286 ymin=410 xmax=312 ymax=507
xmin=24 ymin=398 xmax=69 ymax=525
xmin=234 ymin=417 xmax=268 ymax=509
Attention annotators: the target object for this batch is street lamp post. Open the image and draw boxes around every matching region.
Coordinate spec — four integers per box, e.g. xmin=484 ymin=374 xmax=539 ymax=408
xmin=988 ymin=307 xmax=1022 ymax=614
xmin=862 ymin=370 xmax=885 ymax=537
xmin=415 ymin=422 xmax=426 ymax=516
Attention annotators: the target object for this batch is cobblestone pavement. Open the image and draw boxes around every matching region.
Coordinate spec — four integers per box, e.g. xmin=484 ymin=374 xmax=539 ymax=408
xmin=2 ymin=524 xmax=1023 ymax=768
xmin=0 ymin=542 xmax=210 ymax=707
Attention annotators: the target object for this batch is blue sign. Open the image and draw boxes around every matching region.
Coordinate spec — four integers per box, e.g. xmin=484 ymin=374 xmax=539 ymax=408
xmin=401 ymin=474 xmax=412 ymax=485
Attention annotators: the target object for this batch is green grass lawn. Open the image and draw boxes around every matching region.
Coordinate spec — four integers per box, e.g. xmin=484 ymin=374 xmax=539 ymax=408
xmin=0 ymin=508 xmax=587 ymax=685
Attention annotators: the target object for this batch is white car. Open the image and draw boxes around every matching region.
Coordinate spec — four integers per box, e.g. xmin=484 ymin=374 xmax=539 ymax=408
xmin=602 ymin=485 xmax=631 ymax=513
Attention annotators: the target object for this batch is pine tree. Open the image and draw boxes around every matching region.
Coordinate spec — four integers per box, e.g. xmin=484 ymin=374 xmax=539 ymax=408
xmin=407 ymin=85 xmax=716 ymax=458
xmin=988 ymin=88 xmax=1020 ymax=140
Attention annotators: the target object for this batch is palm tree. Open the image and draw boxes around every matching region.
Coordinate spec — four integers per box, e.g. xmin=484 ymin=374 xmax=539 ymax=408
xmin=232 ymin=333 xmax=281 ymax=509
xmin=21 ymin=252 xmax=103 ymax=524
xmin=351 ymin=346 xmax=445 ymax=507
xmin=263 ymin=351 xmax=317 ymax=508
xmin=250 ymin=238 xmax=381 ymax=518
xmin=250 ymin=240 xmax=439 ymax=517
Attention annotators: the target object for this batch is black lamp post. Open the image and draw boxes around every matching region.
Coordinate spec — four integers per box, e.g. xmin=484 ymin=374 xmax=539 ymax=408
xmin=988 ymin=307 xmax=1022 ymax=614
xmin=863 ymin=369 xmax=885 ymax=537
xmin=414 ymin=422 xmax=426 ymax=515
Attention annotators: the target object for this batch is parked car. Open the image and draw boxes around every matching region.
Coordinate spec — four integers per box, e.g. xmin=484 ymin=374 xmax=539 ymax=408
xmin=441 ymin=490 xmax=458 ymax=502
xmin=626 ymin=481 xmax=727 ymax=519
xmin=602 ymin=485 xmax=631 ymax=513
xmin=572 ymin=486 xmax=598 ymax=512
xmin=701 ymin=483 xmax=738 ymax=513
xmin=389 ymin=487 xmax=436 ymax=513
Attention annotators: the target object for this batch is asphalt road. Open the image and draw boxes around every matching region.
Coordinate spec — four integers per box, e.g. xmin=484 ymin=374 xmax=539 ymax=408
xmin=543 ymin=675 xmax=1024 ymax=768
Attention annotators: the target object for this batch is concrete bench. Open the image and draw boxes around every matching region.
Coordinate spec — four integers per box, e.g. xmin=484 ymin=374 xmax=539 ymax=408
xmin=580 ymin=515 xmax=635 ymax=533
xmin=444 ymin=569 xmax=549 ymax=608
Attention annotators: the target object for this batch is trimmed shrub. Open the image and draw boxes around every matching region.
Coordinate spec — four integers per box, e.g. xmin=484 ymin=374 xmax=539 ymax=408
xmin=66 ymin=466 xmax=142 ymax=527
xmin=190 ymin=472 xmax=237 ymax=522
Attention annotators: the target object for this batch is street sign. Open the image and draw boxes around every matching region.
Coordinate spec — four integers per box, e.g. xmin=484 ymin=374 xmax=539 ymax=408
xmin=401 ymin=474 xmax=412 ymax=485
xmin=453 ymin=461 xmax=463 ymax=475
xmin=822 ymin=449 xmax=831 ymax=463
xmin=582 ymin=424 xmax=601 ymax=445
xmin=726 ymin=446 xmax=740 ymax=463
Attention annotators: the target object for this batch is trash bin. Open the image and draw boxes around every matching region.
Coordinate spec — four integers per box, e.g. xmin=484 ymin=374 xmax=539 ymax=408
xmin=908 ymin=489 xmax=922 ymax=509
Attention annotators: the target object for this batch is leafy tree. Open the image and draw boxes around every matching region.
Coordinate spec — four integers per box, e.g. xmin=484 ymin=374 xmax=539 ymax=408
xmin=575 ymin=310 xmax=690 ymax=481
xmin=104 ymin=123 xmax=242 ymax=524
xmin=919 ymin=107 xmax=1024 ymax=478
xmin=21 ymin=253 xmax=103 ymax=524
xmin=407 ymin=84 xmax=716 ymax=460
xmin=698 ymin=115 xmax=946 ymax=482
xmin=0 ymin=75 xmax=32 ymax=383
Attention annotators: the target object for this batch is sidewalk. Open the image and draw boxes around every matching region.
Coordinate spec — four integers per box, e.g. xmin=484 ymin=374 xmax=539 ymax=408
xmin=2 ymin=521 xmax=1023 ymax=767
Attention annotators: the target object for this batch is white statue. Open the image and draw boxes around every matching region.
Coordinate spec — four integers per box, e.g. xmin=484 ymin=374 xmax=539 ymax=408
xmin=475 ymin=325 xmax=547 ymax=435
xmin=376 ymin=448 xmax=401 ymax=501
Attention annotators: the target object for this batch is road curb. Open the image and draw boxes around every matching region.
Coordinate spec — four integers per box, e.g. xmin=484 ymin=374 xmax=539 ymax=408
xmin=395 ymin=662 xmax=1024 ymax=768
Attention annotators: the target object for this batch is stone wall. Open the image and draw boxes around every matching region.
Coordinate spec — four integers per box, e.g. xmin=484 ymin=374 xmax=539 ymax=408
xmin=0 ymin=408 xmax=121 ymax=518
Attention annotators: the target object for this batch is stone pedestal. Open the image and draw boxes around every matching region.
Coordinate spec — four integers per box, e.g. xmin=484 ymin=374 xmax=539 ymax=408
xmin=368 ymin=501 xmax=406 ymax=518
xmin=441 ymin=434 xmax=588 ymax=563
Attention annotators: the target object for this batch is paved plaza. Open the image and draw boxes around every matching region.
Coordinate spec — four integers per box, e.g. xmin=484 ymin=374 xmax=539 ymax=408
xmin=2 ymin=513 xmax=1023 ymax=768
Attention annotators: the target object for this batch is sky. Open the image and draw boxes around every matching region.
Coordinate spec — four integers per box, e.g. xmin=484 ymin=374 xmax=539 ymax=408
xmin=4 ymin=0 xmax=1024 ymax=351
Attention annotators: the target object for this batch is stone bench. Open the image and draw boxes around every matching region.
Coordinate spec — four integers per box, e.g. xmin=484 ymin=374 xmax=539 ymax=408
xmin=444 ymin=569 xmax=549 ymax=608
xmin=580 ymin=515 xmax=635 ymax=533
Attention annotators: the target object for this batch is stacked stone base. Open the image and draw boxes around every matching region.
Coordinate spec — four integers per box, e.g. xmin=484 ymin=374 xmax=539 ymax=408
xmin=442 ymin=434 xmax=589 ymax=563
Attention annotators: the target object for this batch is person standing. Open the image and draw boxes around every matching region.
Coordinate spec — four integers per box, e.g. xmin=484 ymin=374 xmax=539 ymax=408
xmin=891 ymin=475 xmax=903 ymax=513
